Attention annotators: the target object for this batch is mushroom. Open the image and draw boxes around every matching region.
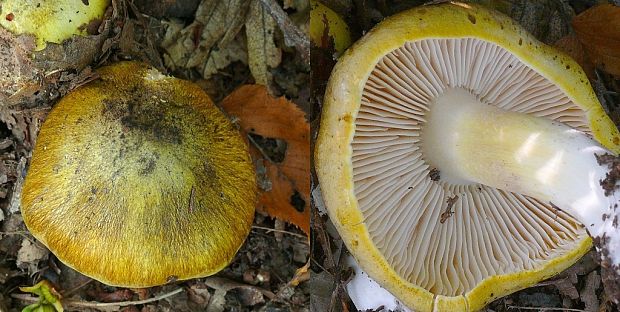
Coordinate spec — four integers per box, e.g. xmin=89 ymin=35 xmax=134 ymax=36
xmin=0 ymin=0 xmax=110 ymax=50
xmin=0 ymin=0 xmax=110 ymax=105
xmin=310 ymin=0 xmax=352 ymax=55
xmin=315 ymin=2 xmax=620 ymax=311
xmin=21 ymin=61 xmax=256 ymax=287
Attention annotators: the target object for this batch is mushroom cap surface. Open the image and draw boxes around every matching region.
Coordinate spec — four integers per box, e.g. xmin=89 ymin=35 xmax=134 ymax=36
xmin=316 ymin=2 xmax=620 ymax=311
xmin=310 ymin=0 xmax=352 ymax=54
xmin=21 ymin=61 xmax=256 ymax=288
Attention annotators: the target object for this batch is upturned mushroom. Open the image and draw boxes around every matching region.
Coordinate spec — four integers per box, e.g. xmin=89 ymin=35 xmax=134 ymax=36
xmin=316 ymin=2 xmax=620 ymax=311
xmin=0 ymin=0 xmax=110 ymax=105
xmin=310 ymin=0 xmax=352 ymax=55
xmin=21 ymin=61 xmax=256 ymax=287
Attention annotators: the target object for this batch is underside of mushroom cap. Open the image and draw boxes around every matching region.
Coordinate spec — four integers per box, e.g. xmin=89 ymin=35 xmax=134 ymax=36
xmin=21 ymin=61 xmax=257 ymax=287
xmin=316 ymin=3 xmax=620 ymax=312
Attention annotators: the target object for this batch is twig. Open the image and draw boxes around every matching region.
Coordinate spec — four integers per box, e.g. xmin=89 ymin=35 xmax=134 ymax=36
xmin=258 ymin=0 xmax=310 ymax=64
xmin=0 ymin=231 xmax=40 ymax=245
xmin=252 ymin=225 xmax=308 ymax=240
xmin=312 ymin=204 xmax=338 ymax=271
xmin=247 ymin=134 xmax=276 ymax=163
xmin=310 ymin=257 xmax=330 ymax=275
xmin=188 ymin=185 xmax=196 ymax=213
xmin=0 ymin=231 xmax=30 ymax=235
xmin=12 ymin=287 xmax=184 ymax=308
xmin=61 ymin=279 xmax=94 ymax=297
xmin=507 ymin=306 xmax=586 ymax=312
xmin=126 ymin=0 xmax=166 ymax=71
xmin=203 ymin=276 xmax=276 ymax=300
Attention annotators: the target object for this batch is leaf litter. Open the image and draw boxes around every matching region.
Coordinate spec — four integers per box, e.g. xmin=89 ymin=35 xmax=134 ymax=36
xmin=222 ymin=84 xmax=311 ymax=236
xmin=160 ymin=0 xmax=310 ymax=92
xmin=0 ymin=0 xmax=310 ymax=311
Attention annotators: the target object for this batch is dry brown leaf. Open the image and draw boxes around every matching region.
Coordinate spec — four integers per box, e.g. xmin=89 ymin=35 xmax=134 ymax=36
xmin=206 ymin=289 xmax=227 ymax=312
xmin=470 ymin=0 xmax=574 ymax=44
xmin=202 ymin=36 xmax=248 ymax=78
xmin=290 ymin=262 xmax=310 ymax=286
xmin=203 ymin=276 xmax=276 ymax=300
xmin=246 ymin=0 xmax=282 ymax=87
xmin=221 ymin=84 xmax=310 ymax=235
xmin=186 ymin=283 xmax=212 ymax=309
xmin=573 ymin=4 xmax=620 ymax=77
xmin=549 ymin=275 xmax=579 ymax=300
xmin=554 ymin=34 xmax=594 ymax=78
xmin=86 ymin=288 xmax=135 ymax=303
xmin=580 ymin=270 xmax=601 ymax=312
xmin=161 ymin=0 xmax=250 ymax=78
xmin=16 ymin=238 xmax=48 ymax=274
xmin=8 ymin=157 xmax=27 ymax=214
xmin=260 ymin=0 xmax=309 ymax=64
xmin=134 ymin=0 xmax=200 ymax=18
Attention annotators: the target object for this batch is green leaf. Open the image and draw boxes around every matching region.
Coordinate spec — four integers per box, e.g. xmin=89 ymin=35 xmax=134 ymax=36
xmin=20 ymin=280 xmax=64 ymax=312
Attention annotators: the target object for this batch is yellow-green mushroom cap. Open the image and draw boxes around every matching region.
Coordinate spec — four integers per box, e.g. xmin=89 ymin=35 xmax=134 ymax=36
xmin=0 ymin=0 xmax=110 ymax=50
xmin=310 ymin=0 xmax=352 ymax=55
xmin=21 ymin=61 xmax=256 ymax=288
xmin=316 ymin=2 xmax=620 ymax=312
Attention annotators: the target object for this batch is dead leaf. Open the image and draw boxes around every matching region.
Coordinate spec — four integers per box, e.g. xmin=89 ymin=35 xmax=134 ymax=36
xmin=0 ymin=214 xmax=26 ymax=257
xmin=237 ymin=287 xmax=265 ymax=306
xmin=243 ymin=268 xmax=271 ymax=286
xmin=259 ymin=0 xmax=309 ymax=64
xmin=0 ymin=107 xmax=49 ymax=150
xmin=134 ymin=0 xmax=200 ymax=18
xmin=131 ymin=288 xmax=150 ymax=301
xmin=554 ymin=34 xmax=594 ymax=78
xmin=206 ymin=289 xmax=226 ymax=312
xmin=549 ymin=275 xmax=579 ymax=300
xmin=7 ymin=157 xmax=27 ymax=216
xmin=204 ymin=277 xmax=275 ymax=297
xmin=118 ymin=19 xmax=136 ymax=55
xmin=309 ymin=270 xmax=336 ymax=312
xmin=472 ymin=0 xmax=574 ymax=45
xmin=290 ymin=262 xmax=310 ymax=287
xmin=221 ymin=84 xmax=310 ymax=235
xmin=573 ymin=4 xmax=620 ymax=77
xmin=202 ymin=36 xmax=248 ymax=78
xmin=0 ymin=28 xmax=39 ymax=103
xmin=161 ymin=0 xmax=250 ymax=79
xmin=580 ymin=270 xmax=601 ymax=312
xmin=187 ymin=283 xmax=211 ymax=309
xmin=86 ymin=287 xmax=134 ymax=303
xmin=246 ymin=0 xmax=282 ymax=87
xmin=16 ymin=238 xmax=49 ymax=273
xmin=203 ymin=276 xmax=275 ymax=308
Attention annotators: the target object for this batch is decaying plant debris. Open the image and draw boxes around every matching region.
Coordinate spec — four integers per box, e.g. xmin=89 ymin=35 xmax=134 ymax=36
xmin=0 ymin=0 xmax=310 ymax=311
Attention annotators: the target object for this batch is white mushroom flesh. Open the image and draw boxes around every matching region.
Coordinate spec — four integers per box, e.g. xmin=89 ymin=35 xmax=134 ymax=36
xmin=352 ymin=38 xmax=596 ymax=296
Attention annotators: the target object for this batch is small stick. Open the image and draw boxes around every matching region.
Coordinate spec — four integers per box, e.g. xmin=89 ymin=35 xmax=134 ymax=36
xmin=251 ymin=225 xmax=308 ymax=240
xmin=507 ymin=306 xmax=586 ymax=312
xmin=12 ymin=287 xmax=184 ymax=308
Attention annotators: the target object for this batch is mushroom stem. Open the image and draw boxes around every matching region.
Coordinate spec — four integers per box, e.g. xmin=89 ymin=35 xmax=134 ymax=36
xmin=422 ymin=88 xmax=620 ymax=269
